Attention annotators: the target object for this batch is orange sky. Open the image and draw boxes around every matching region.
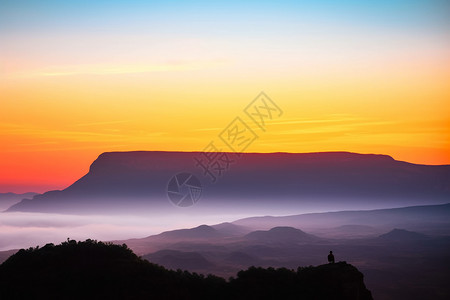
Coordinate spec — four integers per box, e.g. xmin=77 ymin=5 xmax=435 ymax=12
xmin=1 ymin=1 xmax=449 ymax=193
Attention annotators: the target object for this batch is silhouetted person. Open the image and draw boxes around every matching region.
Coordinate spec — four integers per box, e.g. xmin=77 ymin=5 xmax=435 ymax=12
xmin=328 ymin=251 xmax=335 ymax=264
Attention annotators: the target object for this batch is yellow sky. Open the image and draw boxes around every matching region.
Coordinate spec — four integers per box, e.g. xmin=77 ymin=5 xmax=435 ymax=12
xmin=1 ymin=1 xmax=449 ymax=192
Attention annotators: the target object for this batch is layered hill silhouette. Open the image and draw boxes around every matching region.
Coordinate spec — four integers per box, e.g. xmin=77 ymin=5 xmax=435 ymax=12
xmin=244 ymin=226 xmax=319 ymax=243
xmin=110 ymin=204 xmax=450 ymax=300
xmin=157 ymin=224 xmax=225 ymax=240
xmin=1 ymin=203 xmax=449 ymax=299
xmin=233 ymin=203 xmax=450 ymax=234
xmin=0 ymin=192 xmax=37 ymax=211
xmin=378 ymin=228 xmax=429 ymax=241
xmin=6 ymin=151 xmax=450 ymax=214
xmin=0 ymin=239 xmax=373 ymax=300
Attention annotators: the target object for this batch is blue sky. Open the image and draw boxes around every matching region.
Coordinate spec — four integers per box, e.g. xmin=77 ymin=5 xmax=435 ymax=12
xmin=1 ymin=0 xmax=448 ymax=35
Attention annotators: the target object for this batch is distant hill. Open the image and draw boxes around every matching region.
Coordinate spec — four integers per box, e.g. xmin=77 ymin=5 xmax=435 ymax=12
xmin=115 ymin=224 xmax=248 ymax=256
xmin=0 ymin=239 xmax=373 ymax=300
xmin=244 ymin=226 xmax=319 ymax=243
xmin=107 ymin=204 xmax=450 ymax=300
xmin=0 ymin=249 xmax=17 ymax=265
xmin=0 ymin=192 xmax=37 ymax=211
xmin=233 ymin=203 xmax=450 ymax=235
xmin=114 ymin=220 xmax=450 ymax=300
xmin=378 ymin=228 xmax=429 ymax=241
xmin=118 ymin=225 xmax=318 ymax=257
xmin=156 ymin=224 xmax=224 ymax=240
xmin=211 ymin=222 xmax=251 ymax=236
xmin=311 ymin=224 xmax=381 ymax=239
xmin=6 ymin=151 xmax=450 ymax=214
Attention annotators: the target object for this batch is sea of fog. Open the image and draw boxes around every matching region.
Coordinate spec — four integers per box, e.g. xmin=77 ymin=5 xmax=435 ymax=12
xmin=0 ymin=197 xmax=430 ymax=251
xmin=0 ymin=211 xmax=254 ymax=251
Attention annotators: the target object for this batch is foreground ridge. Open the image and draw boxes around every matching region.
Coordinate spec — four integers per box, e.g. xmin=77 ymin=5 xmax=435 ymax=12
xmin=0 ymin=239 xmax=373 ymax=300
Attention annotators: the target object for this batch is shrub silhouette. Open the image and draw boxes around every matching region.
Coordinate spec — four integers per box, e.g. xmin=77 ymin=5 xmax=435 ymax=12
xmin=0 ymin=239 xmax=372 ymax=300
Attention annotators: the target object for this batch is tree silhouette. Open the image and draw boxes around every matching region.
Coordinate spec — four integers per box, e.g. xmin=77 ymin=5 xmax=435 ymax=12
xmin=0 ymin=239 xmax=372 ymax=300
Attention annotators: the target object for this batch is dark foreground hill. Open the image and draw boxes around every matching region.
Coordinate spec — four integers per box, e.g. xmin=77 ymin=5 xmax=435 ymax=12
xmin=0 ymin=240 xmax=372 ymax=300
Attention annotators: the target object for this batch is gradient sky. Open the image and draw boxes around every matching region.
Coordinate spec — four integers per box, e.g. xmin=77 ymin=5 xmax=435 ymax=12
xmin=1 ymin=0 xmax=449 ymax=193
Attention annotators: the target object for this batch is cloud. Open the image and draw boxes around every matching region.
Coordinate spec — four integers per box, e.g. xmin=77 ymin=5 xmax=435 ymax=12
xmin=0 ymin=211 xmax=244 ymax=251
xmin=75 ymin=120 xmax=133 ymax=127
xmin=191 ymin=127 xmax=224 ymax=132
xmin=10 ymin=60 xmax=228 ymax=78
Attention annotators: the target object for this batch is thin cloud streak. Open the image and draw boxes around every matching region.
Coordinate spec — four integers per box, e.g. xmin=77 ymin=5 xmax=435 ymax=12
xmin=75 ymin=120 xmax=133 ymax=127
xmin=9 ymin=60 xmax=229 ymax=78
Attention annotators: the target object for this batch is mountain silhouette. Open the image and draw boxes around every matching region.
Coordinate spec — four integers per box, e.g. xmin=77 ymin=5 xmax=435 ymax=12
xmin=378 ymin=228 xmax=429 ymax=241
xmin=6 ymin=151 xmax=450 ymax=214
xmin=211 ymin=222 xmax=251 ymax=236
xmin=157 ymin=225 xmax=224 ymax=240
xmin=114 ymin=224 xmax=237 ymax=256
xmin=0 ymin=239 xmax=373 ymax=300
xmin=233 ymin=203 xmax=450 ymax=232
xmin=0 ymin=192 xmax=37 ymax=211
xmin=244 ymin=226 xmax=319 ymax=243
xmin=112 ymin=215 xmax=450 ymax=300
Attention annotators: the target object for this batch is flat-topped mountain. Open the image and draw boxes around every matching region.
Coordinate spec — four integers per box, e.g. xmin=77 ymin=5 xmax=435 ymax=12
xmin=6 ymin=151 xmax=450 ymax=214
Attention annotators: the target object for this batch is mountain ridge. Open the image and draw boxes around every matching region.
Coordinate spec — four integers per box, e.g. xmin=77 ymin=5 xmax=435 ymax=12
xmin=244 ymin=226 xmax=319 ymax=243
xmin=0 ymin=239 xmax=373 ymax=300
xmin=6 ymin=151 xmax=450 ymax=214
xmin=0 ymin=192 xmax=38 ymax=211
xmin=233 ymin=203 xmax=450 ymax=233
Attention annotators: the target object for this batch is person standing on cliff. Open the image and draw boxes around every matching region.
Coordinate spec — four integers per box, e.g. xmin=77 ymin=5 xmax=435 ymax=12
xmin=328 ymin=251 xmax=335 ymax=264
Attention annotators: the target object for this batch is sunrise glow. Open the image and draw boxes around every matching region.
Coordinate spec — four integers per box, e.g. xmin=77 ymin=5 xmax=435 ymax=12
xmin=1 ymin=0 xmax=449 ymax=192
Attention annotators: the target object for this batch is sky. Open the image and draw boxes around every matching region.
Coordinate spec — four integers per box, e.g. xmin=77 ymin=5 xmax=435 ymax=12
xmin=1 ymin=0 xmax=449 ymax=193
